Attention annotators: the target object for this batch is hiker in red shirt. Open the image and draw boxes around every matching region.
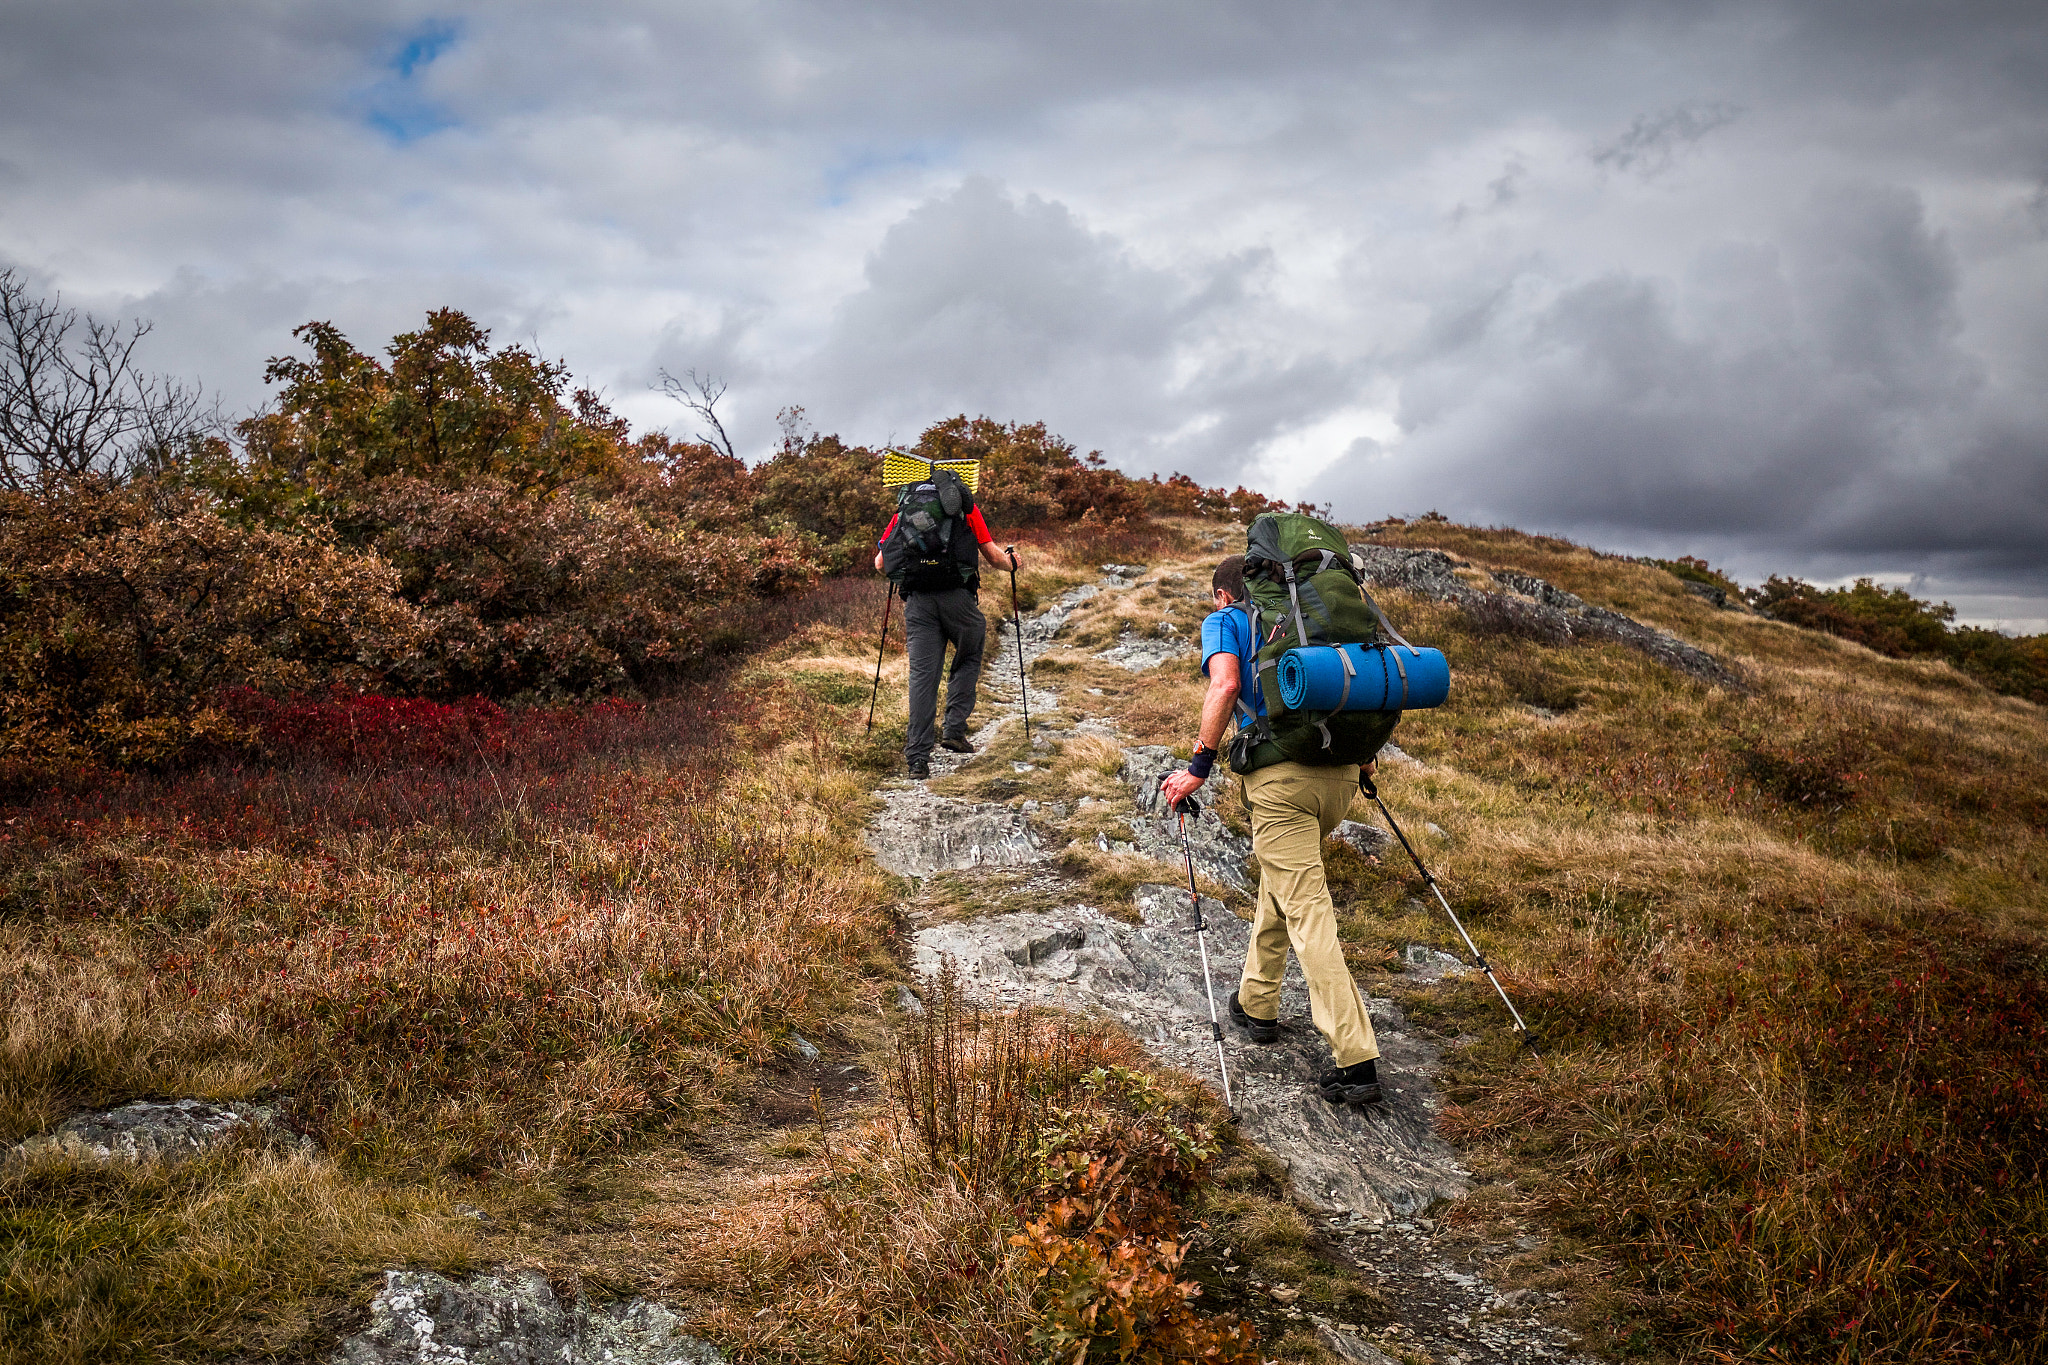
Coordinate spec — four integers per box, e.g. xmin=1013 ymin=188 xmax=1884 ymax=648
xmin=875 ymin=469 xmax=1020 ymax=778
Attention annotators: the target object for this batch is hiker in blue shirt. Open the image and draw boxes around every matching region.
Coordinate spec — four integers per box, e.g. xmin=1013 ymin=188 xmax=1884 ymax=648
xmin=1163 ymin=553 xmax=1385 ymax=1105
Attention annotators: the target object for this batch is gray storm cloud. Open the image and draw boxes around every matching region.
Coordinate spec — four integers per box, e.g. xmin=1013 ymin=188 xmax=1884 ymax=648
xmin=1 ymin=0 xmax=2042 ymax=596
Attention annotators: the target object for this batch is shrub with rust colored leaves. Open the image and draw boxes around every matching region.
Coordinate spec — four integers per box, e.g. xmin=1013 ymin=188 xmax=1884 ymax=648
xmin=1136 ymin=472 xmax=1295 ymax=522
xmin=889 ymin=972 xmax=1254 ymax=1364
xmin=914 ymin=415 xmax=1151 ymax=529
xmin=1751 ymin=573 xmax=2048 ymax=703
xmin=348 ymin=475 xmax=818 ymax=698
xmin=1015 ymin=1069 xmax=1256 ymax=1365
xmin=0 ymin=480 xmax=422 ymax=782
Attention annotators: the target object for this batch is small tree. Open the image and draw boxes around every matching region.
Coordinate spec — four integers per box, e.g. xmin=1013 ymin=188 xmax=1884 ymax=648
xmin=0 ymin=271 xmax=215 ymax=492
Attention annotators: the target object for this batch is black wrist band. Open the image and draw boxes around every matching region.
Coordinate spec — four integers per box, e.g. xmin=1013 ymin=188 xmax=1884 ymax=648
xmin=1186 ymin=748 xmax=1215 ymax=781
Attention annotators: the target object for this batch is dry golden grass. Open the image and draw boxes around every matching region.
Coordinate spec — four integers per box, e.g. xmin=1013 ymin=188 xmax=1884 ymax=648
xmin=0 ymin=1145 xmax=479 ymax=1364
xmin=0 ymin=669 xmax=901 ymax=1356
xmin=1321 ymin=521 xmax=2048 ymax=1361
xmin=9 ymin=512 xmax=2041 ymax=1363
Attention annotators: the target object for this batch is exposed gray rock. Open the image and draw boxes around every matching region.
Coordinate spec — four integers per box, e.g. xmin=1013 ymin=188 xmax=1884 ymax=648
xmin=1022 ymin=582 xmax=1101 ymax=644
xmin=1489 ymin=569 xmax=1589 ymax=614
xmin=1314 ymin=1321 xmax=1404 ymax=1365
xmin=13 ymin=1097 xmax=307 ymax=1164
xmin=895 ymin=984 xmax=925 ymax=1015
xmin=912 ymin=887 xmax=1469 ymax=1219
xmin=864 ymin=784 xmax=1045 ymax=878
xmin=1100 ymin=562 xmax=1149 ymax=578
xmin=1117 ymin=746 xmax=1254 ymax=894
xmin=1682 ymin=578 xmax=1738 ymax=609
xmin=1095 ymin=631 xmax=1192 ymax=672
xmin=1351 ymin=545 xmax=1466 ymax=600
xmin=1401 ymin=945 xmax=1474 ymax=981
xmin=331 ymin=1269 xmax=723 ymax=1365
xmin=1353 ymin=545 xmax=1740 ymax=689
xmin=1333 ymin=820 xmax=1389 ymax=858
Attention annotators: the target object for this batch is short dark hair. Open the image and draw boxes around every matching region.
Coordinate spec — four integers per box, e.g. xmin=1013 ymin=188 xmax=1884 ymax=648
xmin=1212 ymin=555 xmax=1247 ymax=603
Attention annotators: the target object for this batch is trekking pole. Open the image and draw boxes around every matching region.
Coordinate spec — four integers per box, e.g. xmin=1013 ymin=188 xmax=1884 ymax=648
xmin=1006 ymin=546 xmax=1031 ymax=745
xmin=1173 ymin=796 xmax=1234 ymax=1114
xmin=1361 ymin=774 xmax=1543 ymax=1060
xmin=866 ymin=582 xmax=894 ymax=734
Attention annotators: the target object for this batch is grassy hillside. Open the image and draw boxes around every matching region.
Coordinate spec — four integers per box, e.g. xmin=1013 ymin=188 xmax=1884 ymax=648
xmin=1348 ymin=521 xmax=2048 ymax=1361
xmin=3 ymin=506 xmax=2042 ymax=1361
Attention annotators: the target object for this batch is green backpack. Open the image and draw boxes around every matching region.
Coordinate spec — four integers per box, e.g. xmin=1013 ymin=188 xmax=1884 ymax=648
xmin=1229 ymin=511 xmax=1410 ymax=775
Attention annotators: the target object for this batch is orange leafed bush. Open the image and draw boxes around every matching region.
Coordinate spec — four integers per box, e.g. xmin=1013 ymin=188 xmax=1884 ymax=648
xmin=0 ymin=480 xmax=423 ymax=782
xmin=349 ymin=474 xmax=818 ymax=698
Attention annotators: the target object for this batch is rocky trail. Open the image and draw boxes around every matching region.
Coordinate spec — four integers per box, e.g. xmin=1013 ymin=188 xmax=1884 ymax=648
xmin=872 ymin=561 xmax=1596 ymax=1365
xmin=11 ymin=550 xmax=1681 ymax=1364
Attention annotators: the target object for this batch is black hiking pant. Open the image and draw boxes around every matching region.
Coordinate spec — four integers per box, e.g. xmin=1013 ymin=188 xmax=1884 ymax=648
xmin=903 ymin=586 xmax=986 ymax=762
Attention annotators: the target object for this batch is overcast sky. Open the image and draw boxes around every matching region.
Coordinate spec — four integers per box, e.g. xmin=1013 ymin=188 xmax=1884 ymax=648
xmin=4 ymin=1 xmax=2045 ymax=623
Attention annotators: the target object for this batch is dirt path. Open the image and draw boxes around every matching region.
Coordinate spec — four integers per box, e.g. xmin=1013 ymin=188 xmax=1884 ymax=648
xmin=869 ymin=563 xmax=1595 ymax=1365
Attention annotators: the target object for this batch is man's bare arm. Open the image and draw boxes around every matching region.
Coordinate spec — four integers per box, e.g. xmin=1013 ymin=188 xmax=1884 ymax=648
xmin=1194 ymin=652 xmax=1242 ymax=751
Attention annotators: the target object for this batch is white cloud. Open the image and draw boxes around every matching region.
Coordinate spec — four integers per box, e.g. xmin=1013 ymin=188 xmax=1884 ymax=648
xmin=0 ymin=0 xmax=2042 ymax=590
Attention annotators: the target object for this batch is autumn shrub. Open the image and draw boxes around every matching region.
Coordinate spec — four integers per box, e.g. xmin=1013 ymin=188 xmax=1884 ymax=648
xmin=1751 ymin=575 xmax=1958 ymax=657
xmin=228 ymin=311 xmax=634 ymax=503
xmin=1947 ymin=625 xmax=2048 ymax=705
xmin=912 ymin=416 xmax=1151 ymax=529
xmin=1136 ymin=472 xmax=1294 ymax=522
xmin=341 ymin=474 xmax=818 ymax=698
xmin=753 ymin=432 xmax=899 ymax=572
xmin=0 ymin=480 xmax=421 ymax=783
xmin=1750 ymin=572 xmax=2048 ymax=702
xmin=888 ymin=969 xmax=1255 ymax=1363
xmin=1015 ymin=1068 xmax=1258 ymax=1365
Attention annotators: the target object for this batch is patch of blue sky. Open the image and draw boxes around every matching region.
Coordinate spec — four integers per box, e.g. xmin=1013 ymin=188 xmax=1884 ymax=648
xmin=360 ymin=19 xmax=464 ymax=145
xmin=821 ymin=142 xmax=953 ymax=208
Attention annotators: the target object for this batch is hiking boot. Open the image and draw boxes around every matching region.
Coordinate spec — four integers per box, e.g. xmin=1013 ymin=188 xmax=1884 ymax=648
xmin=1317 ymin=1059 xmax=1383 ymax=1105
xmin=939 ymin=734 xmax=976 ymax=754
xmin=1228 ymin=991 xmax=1279 ymax=1044
xmin=907 ymin=757 xmax=930 ymax=779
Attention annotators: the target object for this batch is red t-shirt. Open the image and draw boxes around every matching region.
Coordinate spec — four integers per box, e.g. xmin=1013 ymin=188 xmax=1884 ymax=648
xmin=879 ymin=506 xmax=993 ymax=547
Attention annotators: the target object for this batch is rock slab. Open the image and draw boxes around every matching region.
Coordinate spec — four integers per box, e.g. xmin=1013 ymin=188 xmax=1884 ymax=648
xmin=1118 ymin=745 xmax=1254 ymax=893
xmin=13 ymin=1098 xmax=306 ymax=1163
xmin=865 ymin=784 xmax=1044 ymax=878
xmin=1352 ymin=544 xmax=1739 ymax=688
xmin=912 ymin=886 xmax=1469 ymax=1220
xmin=331 ymin=1269 xmax=723 ymax=1365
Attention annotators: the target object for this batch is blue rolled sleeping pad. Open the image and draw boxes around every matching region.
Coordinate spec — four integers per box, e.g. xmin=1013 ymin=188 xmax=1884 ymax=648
xmin=1275 ymin=643 xmax=1451 ymax=712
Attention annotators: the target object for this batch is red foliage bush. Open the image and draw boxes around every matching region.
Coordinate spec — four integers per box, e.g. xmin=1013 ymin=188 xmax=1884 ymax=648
xmin=1137 ymin=472 xmax=1296 ymax=521
xmin=349 ymin=475 xmax=818 ymax=698
xmin=214 ymin=688 xmax=663 ymax=771
xmin=0 ymin=480 xmax=423 ymax=781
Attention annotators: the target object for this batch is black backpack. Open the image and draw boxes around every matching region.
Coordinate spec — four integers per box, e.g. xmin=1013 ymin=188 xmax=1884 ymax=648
xmin=881 ymin=467 xmax=980 ymax=593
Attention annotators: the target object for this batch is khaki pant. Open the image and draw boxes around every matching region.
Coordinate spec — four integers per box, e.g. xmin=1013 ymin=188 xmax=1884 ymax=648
xmin=1238 ymin=761 xmax=1379 ymax=1068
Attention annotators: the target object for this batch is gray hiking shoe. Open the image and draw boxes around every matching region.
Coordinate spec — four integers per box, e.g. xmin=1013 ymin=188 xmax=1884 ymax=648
xmin=1228 ymin=991 xmax=1279 ymax=1044
xmin=907 ymin=757 xmax=930 ymax=779
xmin=1318 ymin=1059 xmax=1383 ymax=1105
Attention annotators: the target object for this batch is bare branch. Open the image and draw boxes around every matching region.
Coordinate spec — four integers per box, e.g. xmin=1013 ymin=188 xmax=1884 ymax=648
xmin=0 ymin=270 xmax=216 ymax=493
xmin=655 ymin=367 xmax=738 ymax=462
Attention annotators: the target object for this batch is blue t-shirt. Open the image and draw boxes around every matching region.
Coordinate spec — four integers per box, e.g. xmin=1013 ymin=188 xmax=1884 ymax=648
xmin=1200 ymin=605 xmax=1266 ymax=719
